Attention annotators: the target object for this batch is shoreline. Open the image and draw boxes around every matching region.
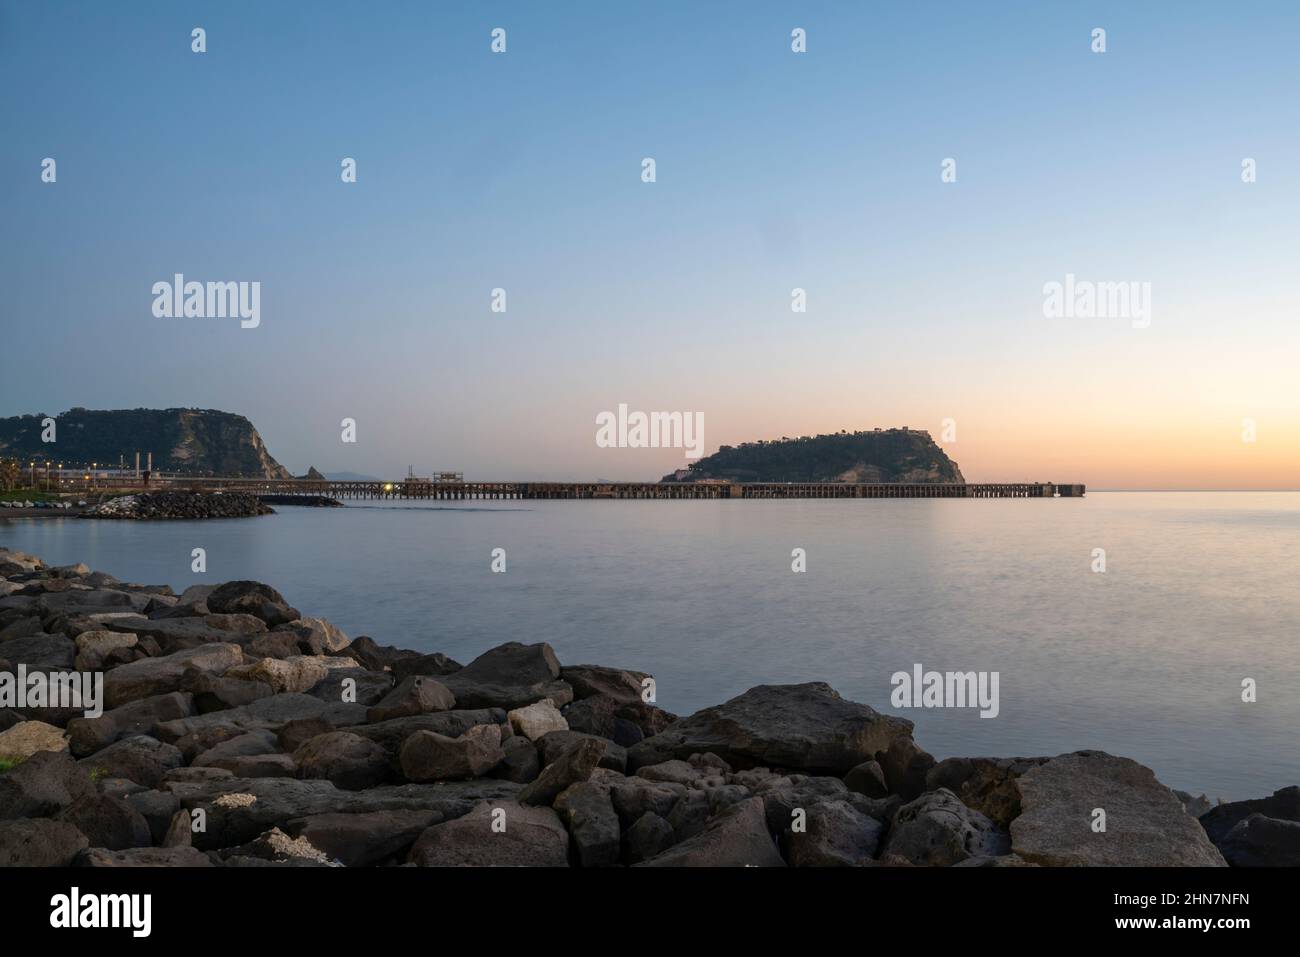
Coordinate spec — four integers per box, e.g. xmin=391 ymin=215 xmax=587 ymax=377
xmin=0 ymin=545 xmax=1295 ymax=867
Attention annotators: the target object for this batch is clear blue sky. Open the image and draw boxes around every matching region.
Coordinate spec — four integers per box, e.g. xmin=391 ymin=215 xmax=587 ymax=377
xmin=3 ymin=1 xmax=1297 ymax=485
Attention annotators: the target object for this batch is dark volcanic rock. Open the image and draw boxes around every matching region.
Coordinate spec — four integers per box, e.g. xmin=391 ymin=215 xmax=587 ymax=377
xmin=625 ymin=811 xmax=675 ymax=864
xmin=1200 ymin=786 xmax=1300 ymax=846
xmin=367 ymin=675 xmax=456 ymax=722
xmin=490 ymin=734 xmax=542 ymax=784
xmin=925 ymin=755 xmax=1049 ymax=828
xmin=55 ymin=793 xmax=153 ymax=850
xmin=79 ymin=734 xmax=184 ymax=789
xmin=627 ymin=682 xmax=919 ymax=777
xmin=518 ymin=738 xmax=606 ymax=806
xmin=1215 ymin=814 xmax=1300 ymax=867
xmin=103 ymin=642 xmax=243 ymax=708
xmin=1 ymin=633 xmax=76 ymax=670
xmin=560 ymin=664 xmax=649 ymax=703
xmin=0 ymin=818 xmax=90 ymax=866
xmin=294 ymin=731 xmax=390 ymax=790
xmin=636 ymin=796 xmax=784 ymax=867
xmin=0 ymin=750 xmax=96 ymax=819
xmin=882 ymin=788 xmax=1009 ymax=866
xmin=408 ymin=800 xmax=569 ymax=867
xmin=781 ymin=798 xmax=884 ymax=866
xmin=399 ymin=724 xmax=505 ymax=782
xmin=67 ymin=692 xmax=195 ymax=757
xmin=288 ymin=809 xmax=442 ymax=867
xmin=74 ymin=846 xmax=213 ymax=867
xmin=439 ymin=642 xmax=573 ymax=710
xmin=539 ymin=730 xmax=627 ymax=774
xmin=390 ymin=652 xmax=463 ymax=683
xmin=206 ymin=580 xmax=299 ymax=627
xmin=562 ymin=693 xmax=674 ymax=745
xmin=555 ymin=781 xmax=620 ymax=867
xmin=340 ymin=636 xmax=424 ymax=673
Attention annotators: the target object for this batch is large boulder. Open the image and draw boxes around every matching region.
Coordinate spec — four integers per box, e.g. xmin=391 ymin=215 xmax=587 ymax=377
xmin=74 ymin=630 xmax=138 ymax=670
xmin=882 ymin=788 xmax=1009 ymax=866
xmin=287 ymin=809 xmax=442 ymax=867
xmin=555 ymin=781 xmax=621 ymax=867
xmin=225 ymin=655 xmax=354 ymax=695
xmin=181 ymin=671 xmax=274 ymax=713
xmin=78 ymin=735 xmax=184 ymax=789
xmin=925 ymin=756 xmax=1049 ymax=828
xmin=0 ymin=749 xmax=95 ymax=818
xmin=294 ymin=731 xmax=390 ymax=790
xmin=102 ymin=642 xmax=242 ymax=707
xmin=563 ymin=693 xmax=675 ymax=745
xmin=508 ymin=698 xmax=567 ymax=741
xmin=518 ymin=738 xmax=606 ymax=806
xmin=205 ymin=581 xmax=299 ymax=626
xmin=1010 ymin=751 xmax=1226 ymax=866
xmin=1200 ymin=786 xmax=1300 ymax=846
xmin=399 ymin=724 xmax=505 ymax=782
xmin=561 ymin=664 xmax=649 ymax=703
xmin=74 ymin=846 xmax=213 ymax=867
xmin=1214 ymin=814 xmax=1300 ymax=867
xmin=408 ymin=800 xmax=569 ymax=867
xmin=345 ymin=709 xmax=505 ymax=761
xmin=627 ymin=683 xmax=919 ymax=778
xmin=339 ymin=636 xmax=424 ymax=673
xmin=539 ymin=730 xmax=627 ymax=773
xmin=636 ymin=797 xmax=784 ymax=867
xmin=153 ymin=693 xmax=367 ymax=743
xmin=67 ymin=692 xmax=195 ymax=757
xmin=0 ymin=818 xmax=90 ymax=866
xmin=367 ymin=675 xmax=456 ymax=723
xmin=781 ymin=798 xmax=884 ymax=866
xmin=55 ymin=793 xmax=153 ymax=850
xmin=439 ymin=642 xmax=573 ymax=710
xmin=0 ymin=719 xmax=68 ymax=761
xmin=1 ymin=633 xmax=76 ymax=670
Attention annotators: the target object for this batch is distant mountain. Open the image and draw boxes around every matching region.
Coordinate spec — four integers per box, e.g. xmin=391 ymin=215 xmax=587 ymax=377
xmin=0 ymin=408 xmax=291 ymax=479
xmin=662 ymin=428 xmax=964 ymax=484
xmin=298 ymin=466 xmax=327 ymax=481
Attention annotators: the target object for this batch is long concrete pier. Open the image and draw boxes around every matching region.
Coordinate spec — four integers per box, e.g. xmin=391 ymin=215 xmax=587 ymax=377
xmin=138 ymin=478 xmax=1086 ymax=500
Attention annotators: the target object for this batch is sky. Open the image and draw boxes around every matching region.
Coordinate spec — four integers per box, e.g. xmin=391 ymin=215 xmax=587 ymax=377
xmin=2 ymin=1 xmax=1297 ymax=487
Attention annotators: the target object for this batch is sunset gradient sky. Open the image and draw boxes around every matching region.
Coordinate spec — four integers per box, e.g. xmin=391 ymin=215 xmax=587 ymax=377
xmin=3 ymin=1 xmax=1297 ymax=487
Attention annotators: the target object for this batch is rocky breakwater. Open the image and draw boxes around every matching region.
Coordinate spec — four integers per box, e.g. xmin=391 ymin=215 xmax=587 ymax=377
xmin=80 ymin=491 xmax=273 ymax=520
xmin=0 ymin=545 xmax=1295 ymax=868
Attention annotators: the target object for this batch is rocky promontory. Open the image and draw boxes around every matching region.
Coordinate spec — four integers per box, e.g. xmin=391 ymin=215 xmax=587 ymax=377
xmin=0 ymin=546 xmax=1294 ymax=868
xmin=80 ymin=491 xmax=273 ymax=520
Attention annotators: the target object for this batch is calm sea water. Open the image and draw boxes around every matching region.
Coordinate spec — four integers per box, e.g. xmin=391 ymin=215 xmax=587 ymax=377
xmin=3 ymin=492 xmax=1296 ymax=800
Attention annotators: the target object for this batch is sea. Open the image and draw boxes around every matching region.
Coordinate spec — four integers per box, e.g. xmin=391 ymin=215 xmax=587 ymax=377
xmin=3 ymin=491 xmax=1296 ymax=800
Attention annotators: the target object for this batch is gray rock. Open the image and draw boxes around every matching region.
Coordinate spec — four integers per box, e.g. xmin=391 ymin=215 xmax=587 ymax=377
xmin=782 ymin=799 xmax=884 ymax=866
xmin=519 ymin=737 xmax=605 ymax=806
xmin=625 ymin=811 xmax=675 ymax=863
xmin=180 ymin=671 xmax=275 ymax=713
xmin=1010 ymin=751 xmax=1226 ymax=867
xmin=205 ymin=580 xmax=299 ymax=627
xmin=307 ymin=667 xmax=393 ymax=706
xmin=560 ymin=664 xmax=649 ymax=703
xmin=399 ymin=724 xmax=505 ymax=782
xmin=490 ymin=734 xmax=541 ymax=784
xmin=408 ymin=800 xmax=569 ymax=867
xmin=555 ymin=781 xmax=620 ymax=866
xmin=367 ymin=675 xmax=456 ymax=722
xmin=0 ymin=749 xmax=96 ymax=818
xmin=67 ymin=692 xmax=195 ymax=757
xmin=294 ymin=731 xmax=390 ymax=790
xmin=345 ymin=709 xmax=505 ymax=761
xmin=389 ymin=652 xmax=463 ymax=683
xmin=1215 ymin=813 xmax=1300 ymax=867
xmin=102 ymin=642 xmax=242 ymax=707
xmin=1200 ymin=786 xmax=1300 ymax=846
xmin=288 ymin=809 xmax=442 ymax=866
xmin=0 ymin=818 xmax=90 ymax=866
xmin=192 ymin=729 xmax=281 ymax=768
xmin=153 ymin=693 xmax=368 ymax=743
xmin=925 ymin=755 xmax=1049 ymax=828
xmin=627 ymin=682 xmax=919 ymax=778
xmin=539 ymin=730 xmax=627 ymax=773
xmin=844 ymin=759 xmax=889 ymax=799
xmin=124 ymin=788 xmax=182 ymax=843
xmin=74 ymin=846 xmax=213 ymax=867
xmin=439 ymin=641 xmax=573 ymax=710
xmin=55 ymin=793 xmax=153 ymax=850
xmin=883 ymin=788 xmax=1009 ymax=866
xmin=636 ymin=796 xmax=784 ymax=867
xmin=79 ymin=734 xmax=184 ymax=789
xmin=0 ymin=633 xmax=76 ymax=670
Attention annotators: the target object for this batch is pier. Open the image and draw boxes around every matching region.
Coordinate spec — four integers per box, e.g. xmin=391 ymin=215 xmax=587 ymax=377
xmin=116 ymin=478 xmax=1086 ymax=500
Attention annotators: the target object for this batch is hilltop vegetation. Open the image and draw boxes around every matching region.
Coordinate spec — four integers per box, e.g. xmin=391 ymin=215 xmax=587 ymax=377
xmin=663 ymin=428 xmax=964 ymax=484
xmin=0 ymin=408 xmax=291 ymax=478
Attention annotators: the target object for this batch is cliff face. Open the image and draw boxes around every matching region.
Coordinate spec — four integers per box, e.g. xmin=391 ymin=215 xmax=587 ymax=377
xmin=663 ymin=428 xmax=964 ymax=484
xmin=0 ymin=408 xmax=292 ymax=478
